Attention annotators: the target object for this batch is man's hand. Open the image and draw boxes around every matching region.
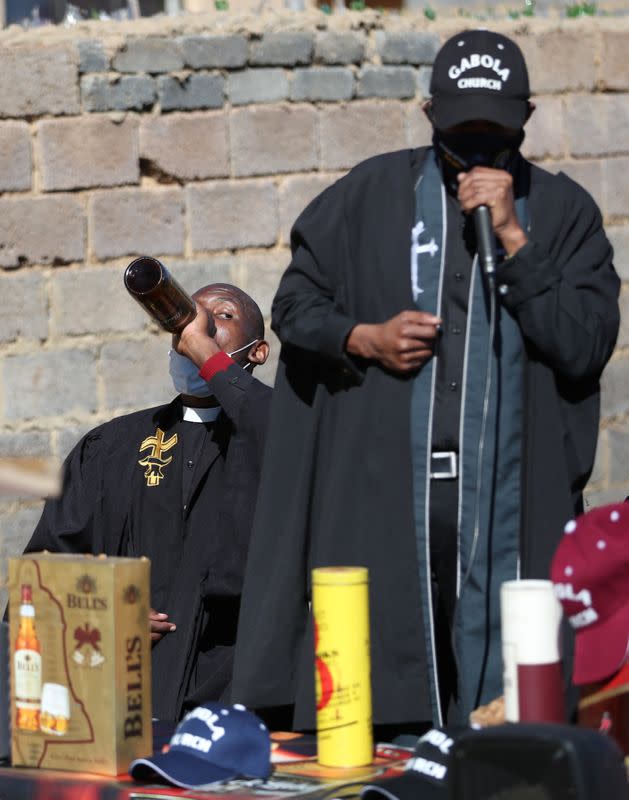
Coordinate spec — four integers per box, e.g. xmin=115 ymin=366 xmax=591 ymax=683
xmin=457 ymin=167 xmax=528 ymax=257
xmin=172 ymin=302 xmax=220 ymax=369
xmin=150 ymin=609 xmax=176 ymax=643
xmin=346 ymin=310 xmax=442 ymax=373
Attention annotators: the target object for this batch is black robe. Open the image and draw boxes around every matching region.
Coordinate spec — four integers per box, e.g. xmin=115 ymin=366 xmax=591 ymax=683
xmin=27 ymin=361 xmax=271 ymax=722
xmin=231 ymin=148 xmax=620 ymax=728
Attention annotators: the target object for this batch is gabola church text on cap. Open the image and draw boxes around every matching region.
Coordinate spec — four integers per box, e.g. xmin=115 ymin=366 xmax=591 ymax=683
xmin=448 ymin=54 xmax=511 ymax=87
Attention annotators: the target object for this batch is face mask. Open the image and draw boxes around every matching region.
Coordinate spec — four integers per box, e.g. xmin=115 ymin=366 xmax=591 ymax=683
xmin=169 ymin=349 xmax=212 ymax=398
xmin=433 ymin=129 xmax=524 ymax=193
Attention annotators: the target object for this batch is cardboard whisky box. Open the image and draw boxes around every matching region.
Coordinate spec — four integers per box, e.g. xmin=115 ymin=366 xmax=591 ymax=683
xmin=9 ymin=553 xmax=152 ymax=776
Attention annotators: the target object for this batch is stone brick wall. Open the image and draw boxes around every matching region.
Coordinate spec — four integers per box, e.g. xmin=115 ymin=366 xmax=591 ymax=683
xmin=0 ymin=13 xmax=628 ymax=581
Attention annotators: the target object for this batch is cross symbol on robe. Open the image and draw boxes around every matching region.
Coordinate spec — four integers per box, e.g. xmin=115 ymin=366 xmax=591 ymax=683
xmin=411 ymin=220 xmax=439 ymax=300
xmin=138 ymin=428 xmax=178 ymax=487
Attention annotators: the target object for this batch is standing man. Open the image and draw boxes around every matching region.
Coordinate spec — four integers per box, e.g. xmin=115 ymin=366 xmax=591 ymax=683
xmin=26 ymin=283 xmax=271 ymax=723
xmin=232 ymin=30 xmax=620 ymax=730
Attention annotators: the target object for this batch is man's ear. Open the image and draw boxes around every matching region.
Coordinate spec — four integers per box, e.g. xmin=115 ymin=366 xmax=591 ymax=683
xmin=524 ymin=101 xmax=536 ymax=124
xmin=422 ymin=100 xmax=435 ymax=125
xmin=248 ymin=340 xmax=269 ymax=368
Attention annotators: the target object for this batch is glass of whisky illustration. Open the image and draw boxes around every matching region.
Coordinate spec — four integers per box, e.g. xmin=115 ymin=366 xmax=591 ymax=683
xmin=40 ymin=683 xmax=70 ymax=736
xmin=14 ymin=584 xmax=42 ymax=732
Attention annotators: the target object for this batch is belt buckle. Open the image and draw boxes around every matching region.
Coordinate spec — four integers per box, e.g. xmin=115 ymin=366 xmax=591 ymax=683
xmin=430 ymin=451 xmax=458 ymax=480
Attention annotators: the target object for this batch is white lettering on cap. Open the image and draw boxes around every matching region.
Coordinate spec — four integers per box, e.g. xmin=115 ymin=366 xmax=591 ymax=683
xmin=554 ymin=583 xmax=600 ymax=629
xmin=448 ymin=54 xmax=510 ymax=83
xmin=171 ymin=732 xmax=213 ymax=753
xmin=569 ymin=607 xmax=599 ymax=629
xmin=184 ymin=708 xmax=226 ymax=741
xmin=457 ymin=77 xmax=502 ymax=91
xmin=408 ymin=756 xmax=447 ymax=781
xmin=554 ymin=583 xmax=592 ymax=608
xmin=419 ymin=728 xmax=454 ymax=755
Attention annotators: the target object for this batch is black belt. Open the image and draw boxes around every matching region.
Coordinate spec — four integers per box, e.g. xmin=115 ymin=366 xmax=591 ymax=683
xmin=430 ymin=451 xmax=458 ymax=480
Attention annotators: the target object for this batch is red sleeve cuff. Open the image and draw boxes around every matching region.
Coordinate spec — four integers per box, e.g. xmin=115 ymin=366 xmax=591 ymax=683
xmin=198 ymin=351 xmax=235 ymax=382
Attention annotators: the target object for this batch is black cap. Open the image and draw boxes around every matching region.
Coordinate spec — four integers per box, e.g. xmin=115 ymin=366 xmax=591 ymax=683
xmin=429 ymin=30 xmax=530 ymax=130
xmin=360 ymin=727 xmax=466 ymax=800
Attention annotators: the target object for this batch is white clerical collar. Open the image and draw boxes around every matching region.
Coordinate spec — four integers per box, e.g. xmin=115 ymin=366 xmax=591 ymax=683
xmin=182 ymin=405 xmax=221 ymax=423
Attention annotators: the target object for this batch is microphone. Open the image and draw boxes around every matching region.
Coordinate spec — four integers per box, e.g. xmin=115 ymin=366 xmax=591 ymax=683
xmin=474 ymin=205 xmax=496 ymax=289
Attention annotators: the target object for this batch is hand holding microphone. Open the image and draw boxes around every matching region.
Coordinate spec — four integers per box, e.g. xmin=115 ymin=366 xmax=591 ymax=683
xmin=456 ymin=167 xmax=528 ymax=272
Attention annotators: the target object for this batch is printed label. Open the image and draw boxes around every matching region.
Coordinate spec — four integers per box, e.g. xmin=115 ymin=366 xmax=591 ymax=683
xmin=15 ymin=649 xmax=42 ymax=702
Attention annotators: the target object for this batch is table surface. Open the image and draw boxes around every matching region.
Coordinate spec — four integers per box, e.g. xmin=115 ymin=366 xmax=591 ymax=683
xmin=0 ymin=740 xmax=412 ymax=800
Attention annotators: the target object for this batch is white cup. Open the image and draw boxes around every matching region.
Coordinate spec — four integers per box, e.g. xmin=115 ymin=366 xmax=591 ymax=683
xmin=500 ymin=579 xmax=563 ymax=722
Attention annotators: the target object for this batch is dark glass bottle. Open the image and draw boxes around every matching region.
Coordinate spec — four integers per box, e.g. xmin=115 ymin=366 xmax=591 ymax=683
xmin=124 ymin=256 xmax=197 ymax=334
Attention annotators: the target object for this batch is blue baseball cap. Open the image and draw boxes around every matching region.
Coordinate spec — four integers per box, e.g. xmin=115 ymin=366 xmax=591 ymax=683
xmin=129 ymin=703 xmax=271 ymax=790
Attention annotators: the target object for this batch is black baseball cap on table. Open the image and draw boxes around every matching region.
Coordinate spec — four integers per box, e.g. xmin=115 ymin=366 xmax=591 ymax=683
xmin=360 ymin=727 xmax=466 ymax=800
xmin=429 ymin=30 xmax=530 ymax=131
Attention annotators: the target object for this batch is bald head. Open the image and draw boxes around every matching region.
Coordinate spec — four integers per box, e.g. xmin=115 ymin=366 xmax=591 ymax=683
xmin=193 ymin=283 xmax=265 ymax=347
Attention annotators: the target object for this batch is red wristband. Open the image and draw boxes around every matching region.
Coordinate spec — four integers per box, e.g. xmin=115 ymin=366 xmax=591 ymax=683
xmin=198 ymin=351 xmax=234 ymax=382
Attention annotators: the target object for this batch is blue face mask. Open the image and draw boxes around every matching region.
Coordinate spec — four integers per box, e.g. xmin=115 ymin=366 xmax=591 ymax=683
xmin=168 ymin=339 xmax=259 ymax=398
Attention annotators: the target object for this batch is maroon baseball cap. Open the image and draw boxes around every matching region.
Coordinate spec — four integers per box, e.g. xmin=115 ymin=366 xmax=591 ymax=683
xmin=551 ymin=503 xmax=629 ymax=685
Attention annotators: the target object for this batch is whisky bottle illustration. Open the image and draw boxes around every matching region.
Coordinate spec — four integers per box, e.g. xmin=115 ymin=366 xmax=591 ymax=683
xmin=14 ymin=584 xmax=42 ymax=732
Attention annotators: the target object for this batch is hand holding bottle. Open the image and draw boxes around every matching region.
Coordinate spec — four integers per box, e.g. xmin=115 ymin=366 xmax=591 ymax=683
xmin=172 ymin=302 xmax=221 ymax=369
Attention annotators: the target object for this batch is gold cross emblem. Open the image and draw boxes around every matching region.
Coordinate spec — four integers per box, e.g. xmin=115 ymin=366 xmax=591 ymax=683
xmin=138 ymin=428 xmax=178 ymax=487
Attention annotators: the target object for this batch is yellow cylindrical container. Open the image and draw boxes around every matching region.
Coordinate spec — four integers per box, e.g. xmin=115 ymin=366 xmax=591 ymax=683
xmin=312 ymin=566 xmax=373 ymax=768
